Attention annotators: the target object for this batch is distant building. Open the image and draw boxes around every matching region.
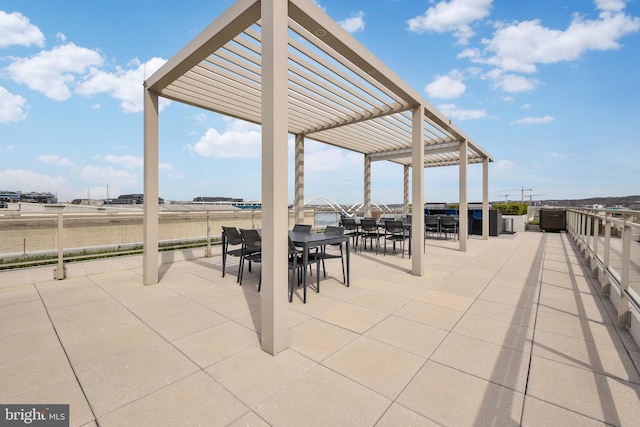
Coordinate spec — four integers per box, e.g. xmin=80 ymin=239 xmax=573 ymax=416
xmin=193 ymin=196 xmax=244 ymax=203
xmin=105 ymin=194 xmax=164 ymax=205
xmin=0 ymin=191 xmax=57 ymax=204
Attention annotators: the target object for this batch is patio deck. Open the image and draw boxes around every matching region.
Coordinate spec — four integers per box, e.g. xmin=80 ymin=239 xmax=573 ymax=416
xmin=1 ymin=231 xmax=639 ymax=426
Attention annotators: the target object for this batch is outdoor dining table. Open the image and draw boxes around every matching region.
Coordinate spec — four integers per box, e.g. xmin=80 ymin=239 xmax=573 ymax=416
xmin=288 ymin=230 xmax=350 ymax=302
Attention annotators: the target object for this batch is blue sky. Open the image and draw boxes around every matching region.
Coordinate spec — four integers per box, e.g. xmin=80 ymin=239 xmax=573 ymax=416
xmin=1 ymin=0 xmax=639 ymax=205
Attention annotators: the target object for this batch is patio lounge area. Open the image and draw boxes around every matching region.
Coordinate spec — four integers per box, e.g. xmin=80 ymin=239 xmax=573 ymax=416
xmin=2 ymin=231 xmax=639 ymax=426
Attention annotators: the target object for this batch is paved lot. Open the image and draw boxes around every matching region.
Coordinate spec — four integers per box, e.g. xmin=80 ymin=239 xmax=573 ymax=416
xmin=1 ymin=231 xmax=639 ymax=426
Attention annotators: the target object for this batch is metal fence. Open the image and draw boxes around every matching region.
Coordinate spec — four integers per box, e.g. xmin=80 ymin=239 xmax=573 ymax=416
xmin=566 ymin=208 xmax=640 ymax=327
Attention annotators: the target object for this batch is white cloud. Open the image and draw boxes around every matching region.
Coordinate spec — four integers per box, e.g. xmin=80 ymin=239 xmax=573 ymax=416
xmin=596 ymin=0 xmax=627 ymax=12
xmin=7 ymin=43 xmax=104 ymax=101
xmin=339 ymin=11 xmax=365 ymax=33
xmin=38 ymin=155 xmax=75 ymax=167
xmin=458 ymin=48 xmax=481 ymax=60
xmin=302 ymin=141 xmax=361 ymax=173
xmin=188 ymin=119 xmax=262 ymax=158
xmin=491 ymin=72 xmax=538 ymax=93
xmin=511 ymin=115 xmax=555 ymax=125
xmin=425 ymin=71 xmax=466 ymax=99
xmin=0 ymin=11 xmax=45 ymax=48
xmin=75 ymin=57 xmax=168 ymax=113
xmin=437 ymin=103 xmax=487 ymax=120
xmin=93 ymin=154 xmax=175 ymax=178
xmin=494 ymin=159 xmax=517 ymax=171
xmin=481 ymin=9 xmax=640 ymax=73
xmin=79 ymin=165 xmax=138 ymax=187
xmin=407 ymin=0 xmax=493 ymax=43
xmin=1 ymin=145 xmax=16 ymax=152
xmin=101 ymin=155 xmax=143 ymax=168
xmin=0 ymin=169 xmax=73 ymax=200
xmin=0 ymin=87 xmax=28 ymax=123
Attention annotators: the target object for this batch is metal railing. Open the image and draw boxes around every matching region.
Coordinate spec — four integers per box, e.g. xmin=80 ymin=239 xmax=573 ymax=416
xmin=0 ymin=207 xmax=317 ymax=276
xmin=566 ymin=208 xmax=640 ymax=326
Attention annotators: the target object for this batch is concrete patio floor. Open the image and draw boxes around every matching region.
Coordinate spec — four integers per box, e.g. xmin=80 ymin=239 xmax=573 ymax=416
xmin=1 ymin=231 xmax=639 ymax=426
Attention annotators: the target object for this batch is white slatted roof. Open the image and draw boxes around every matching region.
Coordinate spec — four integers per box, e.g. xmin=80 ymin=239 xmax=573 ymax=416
xmin=145 ymin=0 xmax=492 ymax=167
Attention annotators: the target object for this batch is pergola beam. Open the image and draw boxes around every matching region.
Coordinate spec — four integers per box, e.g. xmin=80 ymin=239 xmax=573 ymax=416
xmin=369 ymin=140 xmax=462 ymax=162
xmin=303 ymin=102 xmax=411 ymax=135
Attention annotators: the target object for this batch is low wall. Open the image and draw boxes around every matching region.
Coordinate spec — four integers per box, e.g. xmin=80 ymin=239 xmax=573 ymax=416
xmin=0 ymin=209 xmax=314 ymax=257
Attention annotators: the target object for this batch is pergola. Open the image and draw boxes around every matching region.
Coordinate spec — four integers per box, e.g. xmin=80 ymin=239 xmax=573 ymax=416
xmin=143 ymin=0 xmax=493 ymax=354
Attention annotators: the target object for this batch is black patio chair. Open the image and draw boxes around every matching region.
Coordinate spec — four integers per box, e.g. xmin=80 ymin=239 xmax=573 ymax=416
xmin=383 ymin=220 xmax=410 ymax=258
xmin=424 ymin=215 xmax=440 ymax=250
xmin=221 ymin=226 xmax=244 ymax=280
xmin=238 ymin=228 xmax=262 ymax=287
xmin=292 ymin=223 xmax=312 ymax=233
xmin=359 ymin=218 xmax=380 ymax=254
xmin=288 ymin=237 xmax=320 ymax=303
xmin=440 ymin=216 xmax=458 ymax=241
xmin=340 ymin=217 xmax=360 ymax=250
xmin=316 ymin=225 xmax=346 ymax=283
xmin=292 ymin=223 xmax=314 ymax=273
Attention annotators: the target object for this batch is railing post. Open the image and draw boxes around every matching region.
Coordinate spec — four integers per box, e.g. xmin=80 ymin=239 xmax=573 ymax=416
xmin=617 ymin=214 xmax=632 ymax=325
xmin=576 ymin=211 xmax=583 ymax=250
xmin=205 ymin=211 xmax=211 ymax=257
xmin=591 ymin=211 xmax=600 ymax=275
xmin=585 ymin=210 xmax=592 ymax=260
xmin=601 ymin=212 xmax=612 ymax=294
xmin=55 ymin=212 xmax=66 ymax=280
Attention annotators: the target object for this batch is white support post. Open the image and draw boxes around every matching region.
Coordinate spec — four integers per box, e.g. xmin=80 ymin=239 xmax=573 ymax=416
xmin=591 ymin=212 xmax=599 ymax=274
xmin=411 ymin=106 xmax=424 ymax=276
xmin=261 ymin=0 xmax=289 ymax=355
xmin=55 ymin=212 xmax=65 ymax=280
xmin=364 ymin=154 xmax=371 ymax=218
xmin=458 ymin=140 xmax=468 ymax=250
xmin=206 ymin=211 xmax=211 ymax=257
xmin=482 ymin=157 xmax=489 ymax=240
xmin=294 ymin=134 xmax=305 ymax=225
xmin=143 ymin=85 xmax=159 ymax=285
xmin=585 ymin=211 xmax=592 ymax=259
xmin=618 ymin=214 xmax=632 ymax=325
xmin=403 ymin=165 xmax=409 ymax=218
xmin=602 ymin=212 xmax=612 ymax=293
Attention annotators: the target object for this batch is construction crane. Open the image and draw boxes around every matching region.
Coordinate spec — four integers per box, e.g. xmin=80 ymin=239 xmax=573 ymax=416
xmin=497 ymin=194 xmax=513 ymax=202
xmin=502 ymin=187 xmax=533 ymax=204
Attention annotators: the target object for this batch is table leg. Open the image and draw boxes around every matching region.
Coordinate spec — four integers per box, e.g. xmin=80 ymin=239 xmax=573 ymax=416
xmin=303 ymin=245 xmax=308 ymax=303
xmin=289 ymin=253 xmax=298 ymax=303
xmin=222 ymin=233 xmax=227 ymax=277
xmin=346 ymin=239 xmax=350 ymax=287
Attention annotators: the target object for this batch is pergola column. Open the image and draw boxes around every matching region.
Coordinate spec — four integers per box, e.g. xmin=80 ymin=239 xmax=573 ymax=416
xmin=143 ymin=85 xmax=159 ymax=285
xmin=364 ymin=154 xmax=371 ymax=218
xmin=411 ymin=106 xmax=425 ymax=275
xmin=261 ymin=0 xmax=289 ymax=355
xmin=294 ymin=134 xmax=304 ymax=225
xmin=458 ymin=140 xmax=468 ymax=250
xmin=482 ymin=157 xmax=489 ymax=240
xmin=403 ymin=165 xmax=409 ymax=218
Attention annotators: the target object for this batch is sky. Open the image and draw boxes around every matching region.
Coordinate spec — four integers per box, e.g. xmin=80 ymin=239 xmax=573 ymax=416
xmin=1 ymin=0 xmax=639 ymax=205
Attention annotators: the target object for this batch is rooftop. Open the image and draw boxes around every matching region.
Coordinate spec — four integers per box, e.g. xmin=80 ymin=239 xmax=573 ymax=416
xmin=1 ymin=231 xmax=639 ymax=426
